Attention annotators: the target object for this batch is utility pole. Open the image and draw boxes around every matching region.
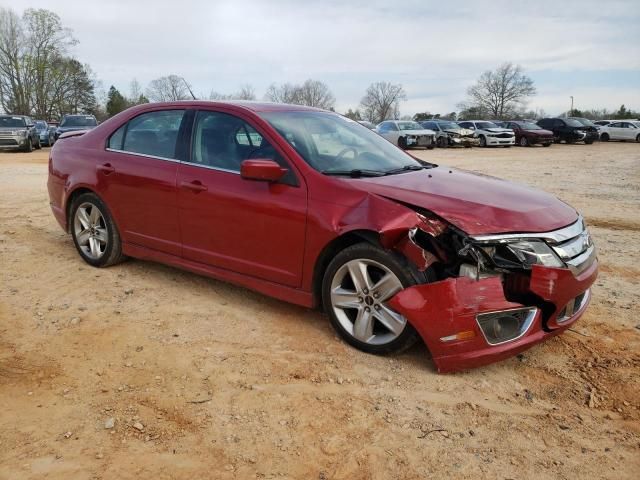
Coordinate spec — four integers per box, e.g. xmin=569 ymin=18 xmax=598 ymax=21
xmin=570 ymin=96 xmax=574 ymax=116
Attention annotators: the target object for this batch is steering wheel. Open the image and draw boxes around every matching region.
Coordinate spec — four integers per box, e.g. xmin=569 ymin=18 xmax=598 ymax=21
xmin=335 ymin=147 xmax=358 ymax=161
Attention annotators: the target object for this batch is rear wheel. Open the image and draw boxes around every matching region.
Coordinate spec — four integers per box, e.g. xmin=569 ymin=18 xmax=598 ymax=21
xmin=397 ymin=137 xmax=407 ymax=150
xmin=542 ymin=143 xmax=551 ymax=147
xmin=600 ymin=133 xmax=609 ymax=142
xmin=519 ymin=136 xmax=529 ymax=147
xmin=70 ymin=192 xmax=125 ymax=267
xmin=322 ymin=243 xmax=432 ymax=355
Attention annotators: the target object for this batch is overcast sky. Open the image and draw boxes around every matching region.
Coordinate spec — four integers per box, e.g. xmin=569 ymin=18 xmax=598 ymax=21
xmin=4 ymin=0 xmax=640 ymax=116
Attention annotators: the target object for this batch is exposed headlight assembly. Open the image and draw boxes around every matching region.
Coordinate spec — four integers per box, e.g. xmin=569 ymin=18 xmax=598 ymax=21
xmin=505 ymin=240 xmax=564 ymax=268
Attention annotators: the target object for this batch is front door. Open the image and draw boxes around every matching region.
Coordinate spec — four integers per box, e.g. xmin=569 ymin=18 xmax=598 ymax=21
xmin=176 ymin=110 xmax=307 ymax=287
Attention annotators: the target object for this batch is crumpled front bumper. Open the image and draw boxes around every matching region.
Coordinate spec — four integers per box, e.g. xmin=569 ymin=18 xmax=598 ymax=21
xmin=388 ymin=259 xmax=598 ymax=373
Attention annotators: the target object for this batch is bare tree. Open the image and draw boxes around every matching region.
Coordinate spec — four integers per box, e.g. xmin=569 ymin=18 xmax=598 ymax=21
xmin=146 ymin=74 xmax=192 ymax=102
xmin=297 ymin=79 xmax=335 ymax=109
xmin=236 ymin=84 xmax=256 ymax=101
xmin=359 ymin=82 xmax=406 ymax=124
xmin=464 ymin=63 xmax=536 ymax=119
xmin=0 ymin=8 xmax=30 ymax=114
xmin=264 ymin=82 xmax=301 ymax=104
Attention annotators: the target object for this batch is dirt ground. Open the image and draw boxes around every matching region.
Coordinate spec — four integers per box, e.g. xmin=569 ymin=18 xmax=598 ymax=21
xmin=0 ymin=142 xmax=638 ymax=479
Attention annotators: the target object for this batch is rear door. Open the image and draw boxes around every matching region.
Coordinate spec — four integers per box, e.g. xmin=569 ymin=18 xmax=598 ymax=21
xmin=176 ymin=109 xmax=307 ymax=287
xmin=102 ymin=108 xmax=187 ymax=256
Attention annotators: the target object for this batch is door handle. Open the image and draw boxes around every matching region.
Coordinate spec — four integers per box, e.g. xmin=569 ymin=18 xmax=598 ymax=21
xmin=97 ymin=163 xmax=115 ymax=174
xmin=180 ymin=180 xmax=207 ymax=192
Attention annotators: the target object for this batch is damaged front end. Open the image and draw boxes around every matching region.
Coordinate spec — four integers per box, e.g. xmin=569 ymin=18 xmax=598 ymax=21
xmin=385 ymin=212 xmax=598 ymax=373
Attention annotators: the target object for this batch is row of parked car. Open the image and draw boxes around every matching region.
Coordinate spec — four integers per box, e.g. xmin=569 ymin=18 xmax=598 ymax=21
xmin=0 ymin=114 xmax=98 ymax=152
xmin=359 ymin=117 xmax=640 ymax=150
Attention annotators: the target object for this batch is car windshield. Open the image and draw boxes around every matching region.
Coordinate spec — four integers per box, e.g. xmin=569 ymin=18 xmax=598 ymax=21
xmin=60 ymin=115 xmax=97 ymax=127
xmin=476 ymin=121 xmax=499 ymax=129
xmin=397 ymin=121 xmax=423 ymax=131
xmin=572 ymin=118 xmax=595 ymax=126
xmin=438 ymin=122 xmax=460 ymax=129
xmin=565 ymin=119 xmax=584 ymax=127
xmin=260 ymin=111 xmax=425 ymax=175
xmin=517 ymin=122 xmax=541 ymax=130
xmin=0 ymin=116 xmax=26 ymax=128
xmin=34 ymin=121 xmax=48 ymax=131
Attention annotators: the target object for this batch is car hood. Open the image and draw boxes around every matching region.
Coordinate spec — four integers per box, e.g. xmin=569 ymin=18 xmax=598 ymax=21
xmin=0 ymin=126 xmax=26 ymax=131
xmin=483 ymin=127 xmax=512 ymax=133
xmin=351 ymin=167 xmax=578 ymax=235
xmin=444 ymin=128 xmax=474 ymax=136
xmin=402 ymin=129 xmax=436 ymax=135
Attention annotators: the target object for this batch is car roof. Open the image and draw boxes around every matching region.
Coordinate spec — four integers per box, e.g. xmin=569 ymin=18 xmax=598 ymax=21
xmin=135 ymin=100 xmax=325 ymax=114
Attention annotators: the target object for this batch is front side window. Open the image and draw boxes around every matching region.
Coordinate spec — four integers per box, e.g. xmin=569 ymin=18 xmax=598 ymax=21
xmin=189 ymin=110 xmax=288 ymax=175
xmin=119 ymin=110 xmax=185 ymax=159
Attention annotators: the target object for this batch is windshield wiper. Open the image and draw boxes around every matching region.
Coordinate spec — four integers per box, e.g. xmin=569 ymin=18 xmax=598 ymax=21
xmin=384 ymin=164 xmax=424 ymax=175
xmin=322 ymin=169 xmax=386 ymax=177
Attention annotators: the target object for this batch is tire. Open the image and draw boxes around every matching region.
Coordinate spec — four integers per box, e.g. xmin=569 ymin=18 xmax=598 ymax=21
xmin=585 ymin=140 xmax=593 ymax=145
xmin=397 ymin=136 xmax=407 ymax=150
xmin=322 ymin=242 xmax=434 ymax=355
xmin=636 ymin=134 xmax=640 ymax=143
xmin=542 ymin=143 xmax=551 ymax=147
xmin=600 ymin=133 xmax=609 ymax=142
xmin=70 ymin=192 xmax=125 ymax=268
xmin=23 ymin=137 xmax=32 ymax=153
xmin=35 ymin=138 xmax=41 ymax=149
xmin=427 ymin=144 xmax=435 ymax=150
xmin=436 ymin=136 xmax=447 ymax=148
xmin=519 ymin=136 xmax=529 ymax=147
xmin=479 ymin=135 xmax=487 ymax=147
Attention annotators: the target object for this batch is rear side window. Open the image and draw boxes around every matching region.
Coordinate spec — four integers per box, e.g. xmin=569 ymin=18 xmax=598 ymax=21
xmin=116 ymin=110 xmax=185 ymax=159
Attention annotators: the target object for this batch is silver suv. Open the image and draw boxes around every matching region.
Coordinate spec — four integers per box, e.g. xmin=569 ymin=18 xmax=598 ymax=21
xmin=0 ymin=115 xmax=41 ymax=152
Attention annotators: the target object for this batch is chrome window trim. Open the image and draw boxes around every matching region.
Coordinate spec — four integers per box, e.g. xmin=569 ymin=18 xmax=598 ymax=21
xmin=105 ymin=148 xmax=241 ymax=175
xmin=471 ymin=216 xmax=585 ymax=244
xmin=105 ymin=148 xmax=181 ymax=164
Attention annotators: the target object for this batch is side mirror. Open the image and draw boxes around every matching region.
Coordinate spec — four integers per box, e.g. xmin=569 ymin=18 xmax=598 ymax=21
xmin=27 ymin=123 xmax=34 ymax=128
xmin=240 ymin=159 xmax=287 ymax=182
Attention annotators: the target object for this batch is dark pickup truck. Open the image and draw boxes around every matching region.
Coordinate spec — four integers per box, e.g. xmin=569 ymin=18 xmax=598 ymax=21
xmin=537 ymin=118 xmax=599 ymax=144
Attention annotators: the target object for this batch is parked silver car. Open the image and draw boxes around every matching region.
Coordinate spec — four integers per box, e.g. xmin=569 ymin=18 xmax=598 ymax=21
xmin=375 ymin=120 xmax=436 ymax=149
xmin=0 ymin=115 xmax=41 ymax=151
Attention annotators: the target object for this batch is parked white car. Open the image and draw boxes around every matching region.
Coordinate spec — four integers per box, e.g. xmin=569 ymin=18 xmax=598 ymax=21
xmin=375 ymin=120 xmax=436 ymax=150
xmin=598 ymin=121 xmax=640 ymax=142
xmin=457 ymin=120 xmax=515 ymax=147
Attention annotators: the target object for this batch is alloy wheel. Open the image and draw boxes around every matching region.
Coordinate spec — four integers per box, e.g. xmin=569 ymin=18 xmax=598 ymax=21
xmin=330 ymin=259 xmax=407 ymax=345
xmin=74 ymin=202 xmax=108 ymax=260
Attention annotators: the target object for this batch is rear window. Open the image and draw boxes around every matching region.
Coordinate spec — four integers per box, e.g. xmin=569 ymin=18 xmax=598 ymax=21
xmin=60 ymin=115 xmax=97 ymax=128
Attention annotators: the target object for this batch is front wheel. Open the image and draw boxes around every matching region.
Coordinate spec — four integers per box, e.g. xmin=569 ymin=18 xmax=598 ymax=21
xmin=35 ymin=138 xmax=41 ymax=149
xmin=636 ymin=134 xmax=640 ymax=143
xmin=600 ymin=133 xmax=609 ymax=142
xmin=70 ymin=192 xmax=125 ymax=267
xmin=436 ymin=136 xmax=447 ymax=148
xmin=479 ymin=135 xmax=487 ymax=147
xmin=397 ymin=136 xmax=407 ymax=150
xmin=322 ymin=243 xmax=431 ymax=354
xmin=519 ymin=136 xmax=529 ymax=147
xmin=23 ymin=137 xmax=32 ymax=152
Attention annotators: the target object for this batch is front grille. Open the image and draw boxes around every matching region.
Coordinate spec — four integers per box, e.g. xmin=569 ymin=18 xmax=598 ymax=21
xmin=546 ymin=220 xmax=595 ymax=275
xmin=417 ymin=135 xmax=432 ymax=146
xmin=496 ymin=133 xmax=513 ymax=138
xmin=0 ymin=139 xmax=18 ymax=145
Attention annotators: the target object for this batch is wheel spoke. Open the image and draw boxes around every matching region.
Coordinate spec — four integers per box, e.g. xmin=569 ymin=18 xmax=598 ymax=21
xmin=353 ymin=308 xmax=374 ymax=342
xmin=94 ymin=227 xmax=108 ymax=244
xmin=372 ymin=273 xmax=402 ymax=302
xmin=89 ymin=237 xmax=100 ymax=257
xmin=374 ymin=304 xmax=406 ymax=336
xmin=76 ymin=229 xmax=90 ymax=246
xmin=331 ymin=287 xmax=361 ymax=309
xmin=347 ymin=261 xmax=372 ymax=292
xmin=89 ymin=206 xmax=102 ymax=226
xmin=77 ymin=208 xmax=91 ymax=229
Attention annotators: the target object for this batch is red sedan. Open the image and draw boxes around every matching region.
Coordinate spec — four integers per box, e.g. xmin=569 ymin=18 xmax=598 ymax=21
xmin=47 ymin=101 xmax=597 ymax=372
